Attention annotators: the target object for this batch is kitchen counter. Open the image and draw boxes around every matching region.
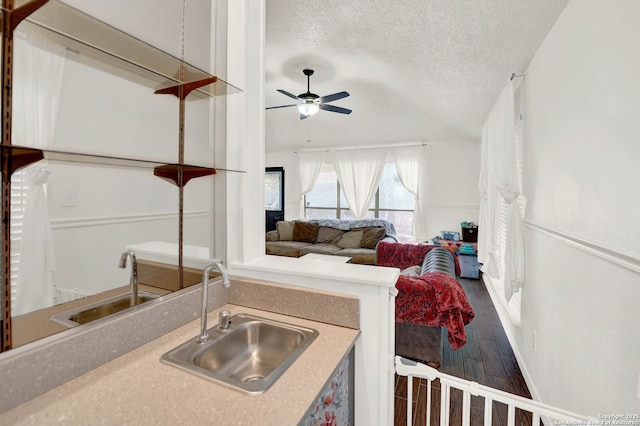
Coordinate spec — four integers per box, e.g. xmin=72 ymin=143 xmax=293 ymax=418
xmin=0 ymin=304 xmax=358 ymax=425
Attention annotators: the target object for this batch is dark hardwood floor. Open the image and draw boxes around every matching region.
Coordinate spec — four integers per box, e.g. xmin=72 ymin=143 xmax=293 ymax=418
xmin=394 ymin=276 xmax=533 ymax=426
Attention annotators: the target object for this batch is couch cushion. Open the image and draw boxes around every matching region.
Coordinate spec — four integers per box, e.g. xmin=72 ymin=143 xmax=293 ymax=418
xmin=334 ymin=248 xmax=376 ymax=264
xmin=359 ymin=227 xmax=386 ymax=249
xmin=316 ymin=226 xmax=345 ymax=244
xmin=299 ymin=243 xmax=343 ymax=256
xmin=276 ymin=221 xmax=294 ymax=241
xmin=337 ymin=230 xmax=364 ymax=249
xmin=292 ymin=221 xmax=319 ymax=243
xmin=400 ymin=265 xmax=422 ymax=277
xmin=265 ymin=241 xmax=311 ymax=257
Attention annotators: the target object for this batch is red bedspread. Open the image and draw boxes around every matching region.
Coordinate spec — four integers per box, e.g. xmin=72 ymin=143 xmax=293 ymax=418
xmin=395 ymin=272 xmax=474 ymax=350
xmin=377 ymin=242 xmax=474 ymax=350
xmin=376 ymin=241 xmax=461 ymax=276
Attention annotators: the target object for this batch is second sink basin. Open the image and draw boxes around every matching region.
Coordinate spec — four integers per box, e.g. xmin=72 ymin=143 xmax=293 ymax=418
xmin=160 ymin=313 xmax=319 ymax=395
xmin=50 ymin=290 xmax=160 ymax=327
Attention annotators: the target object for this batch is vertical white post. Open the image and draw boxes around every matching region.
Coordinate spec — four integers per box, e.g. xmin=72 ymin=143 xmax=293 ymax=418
xmin=507 ymin=404 xmax=516 ymax=426
xmin=484 ymin=398 xmax=493 ymax=426
xmin=426 ymin=378 xmax=432 ymax=426
xmin=462 ymin=390 xmax=471 ymax=426
xmin=440 ymin=384 xmax=450 ymax=426
xmin=407 ymin=375 xmax=413 ymax=426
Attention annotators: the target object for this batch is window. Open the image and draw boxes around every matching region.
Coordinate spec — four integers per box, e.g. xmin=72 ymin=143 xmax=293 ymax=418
xmin=304 ymin=162 xmax=415 ymax=239
xmin=264 ymin=167 xmax=284 ymax=211
xmin=491 ymin=113 xmax=525 ymax=324
xmin=9 ymin=170 xmax=29 ymax=314
xmin=494 ymin=106 xmax=526 ymax=279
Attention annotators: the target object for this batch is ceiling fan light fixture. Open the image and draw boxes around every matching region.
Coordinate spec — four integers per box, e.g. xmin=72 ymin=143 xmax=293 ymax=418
xmin=265 ymin=69 xmax=351 ymax=119
xmin=298 ymin=102 xmax=319 ymax=117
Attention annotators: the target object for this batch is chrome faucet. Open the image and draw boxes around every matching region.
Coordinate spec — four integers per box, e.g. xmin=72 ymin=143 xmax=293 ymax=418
xmin=218 ymin=310 xmax=231 ymax=331
xmin=198 ymin=262 xmax=231 ymax=344
xmin=118 ymin=249 xmax=138 ymax=307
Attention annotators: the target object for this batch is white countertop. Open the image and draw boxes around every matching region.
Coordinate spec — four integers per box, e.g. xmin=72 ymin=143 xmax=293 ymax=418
xmin=126 ymin=241 xmax=218 ymax=270
xmin=231 ymin=254 xmax=399 ymax=288
xmin=0 ymin=305 xmax=359 ymax=425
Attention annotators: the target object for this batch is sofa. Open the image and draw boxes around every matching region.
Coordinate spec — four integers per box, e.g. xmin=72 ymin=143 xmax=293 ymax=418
xmin=376 ymin=242 xmax=475 ymax=368
xmin=265 ymin=218 xmax=397 ymax=265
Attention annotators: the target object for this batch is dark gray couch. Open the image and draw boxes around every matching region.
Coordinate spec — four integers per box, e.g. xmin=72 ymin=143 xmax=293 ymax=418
xmin=265 ymin=219 xmax=397 ymax=264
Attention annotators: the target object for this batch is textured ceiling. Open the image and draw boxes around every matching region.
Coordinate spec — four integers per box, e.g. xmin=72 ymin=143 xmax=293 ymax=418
xmin=265 ymin=0 xmax=568 ymax=152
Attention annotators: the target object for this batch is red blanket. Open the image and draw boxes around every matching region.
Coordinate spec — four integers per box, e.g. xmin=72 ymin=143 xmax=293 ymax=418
xmin=376 ymin=241 xmax=461 ymax=276
xmin=395 ymin=272 xmax=474 ymax=350
xmin=377 ymin=242 xmax=474 ymax=350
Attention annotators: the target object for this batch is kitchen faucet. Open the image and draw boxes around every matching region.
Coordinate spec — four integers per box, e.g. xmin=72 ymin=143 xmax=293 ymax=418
xmin=118 ymin=249 xmax=138 ymax=307
xmin=198 ymin=262 xmax=231 ymax=344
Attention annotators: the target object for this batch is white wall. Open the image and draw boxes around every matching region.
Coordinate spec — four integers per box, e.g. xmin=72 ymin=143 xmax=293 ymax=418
xmin=422 ymin=141 xmax=480 ymax=239
xmin=29 ymin=1 xmax=215 ymax=294
xmin=266 ymin=142 xmax=481 ymax=239
xmin=505 ymin=0 xmax=640 ymax=413
xmin=265 ymin=151 xmax=301 ymax=220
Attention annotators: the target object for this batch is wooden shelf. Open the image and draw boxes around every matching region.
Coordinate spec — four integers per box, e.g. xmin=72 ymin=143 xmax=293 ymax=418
xmin=1 ymin=1 xmax=240 ymax=350
xmin=153 ymin=164 xmax=217 ymax=187
xmin=0 ymin=145 xmax=243 ymax=186
xmin=6 ymin=0 xmax=242 ymax=98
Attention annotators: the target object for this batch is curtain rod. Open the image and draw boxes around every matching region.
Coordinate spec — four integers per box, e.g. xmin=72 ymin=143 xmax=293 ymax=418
xmin=295 ymin=142 xmax=428 ymax=154
xmin=510 ymin=73 xmax=525 ymax=81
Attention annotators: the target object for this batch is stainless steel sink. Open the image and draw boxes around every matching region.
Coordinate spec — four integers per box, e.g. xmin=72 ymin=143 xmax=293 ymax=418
xmin=50 ymin=290 xmax=160 ymax=327
xmin=160 ymin=313 xmax=319 ymax=395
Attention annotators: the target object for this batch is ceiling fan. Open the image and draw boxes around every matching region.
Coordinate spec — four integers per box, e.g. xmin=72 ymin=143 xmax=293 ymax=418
xmin=266 ymin=69 xmax=352 ymax=119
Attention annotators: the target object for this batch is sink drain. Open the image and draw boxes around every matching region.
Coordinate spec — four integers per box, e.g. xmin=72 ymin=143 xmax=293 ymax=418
xmin=243 ymin=375 xmax=264 ymax=383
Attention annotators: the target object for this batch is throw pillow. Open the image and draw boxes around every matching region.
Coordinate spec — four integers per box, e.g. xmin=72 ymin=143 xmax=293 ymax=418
xmin=276 ymin=221 xmax=294 ymax=241
xmin=292 ymin=221 xmax=319 ymax=243
xmin=360 ymin=227 xmax=386 ymax=249
xmin=316 ymin=226 xmax=345 ymax=244
xmin=337 ymin=230 xmax=364 ymax=249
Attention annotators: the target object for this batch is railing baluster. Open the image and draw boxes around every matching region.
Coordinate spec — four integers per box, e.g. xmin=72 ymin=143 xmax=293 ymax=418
xmin=407 ymin=375 xmax=413 ymax=426
xmin=440 ymin=383 xmax=449 ymax=426
xmin=484 ymin=397 xmax=492 ymax=426
xmin=463 ymin=389 xmax=471 ymax=426
xmin=507 ymin=404 xmax=515 ymax=426
xmin=426 ymin=378 xmax=432 ymax=426
xmin=533 ymin=412 xmax=540 ymax=426
xmin=395 ymin=356 xmax=591 ymax=426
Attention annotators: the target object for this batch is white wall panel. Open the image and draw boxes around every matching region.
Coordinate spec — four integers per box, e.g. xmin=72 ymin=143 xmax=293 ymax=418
xmin=504 ymin=0 xmax=640 ymax=413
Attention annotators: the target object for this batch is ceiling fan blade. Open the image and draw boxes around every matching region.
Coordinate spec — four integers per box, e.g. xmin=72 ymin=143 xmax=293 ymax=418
xmin=265 ymin=104 xmax=297 ymax=110
xmin=277 ymin=89 xmax=301 ymax=100
xmin=319 ymin=91 xmax=350 ymax=103
xmin=319 ymin=104 xmax=352 ymax=115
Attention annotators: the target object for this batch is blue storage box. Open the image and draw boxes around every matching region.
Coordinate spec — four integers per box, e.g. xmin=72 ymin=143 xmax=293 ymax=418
xmin=440 ymin=231 xmax=460 ymax=241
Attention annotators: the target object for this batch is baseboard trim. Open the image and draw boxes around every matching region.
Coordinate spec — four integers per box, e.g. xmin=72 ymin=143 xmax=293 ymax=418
xmin=524 ymin=220 xmax=640 ymax=274
xmin=482 ymin=274 xmax=542 ymax=405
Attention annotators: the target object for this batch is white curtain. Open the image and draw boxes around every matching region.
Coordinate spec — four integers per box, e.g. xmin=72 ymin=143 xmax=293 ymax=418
xmin=478 ymin=119 xmax=496 ymax=272
xmin=14 ymin=169 xmax=56 ymax=315
xmin=297 ymin=151 xmax=325 ymax=199
xmin=12 ymin=32 xmax=65 ymax=315
xmin=393 ymin=145 xmax=427 ymax=240
xmin=478 ymin=80 xmax=525 ymax=301
xmin=334 ymin=149 xmax=387 ymax=219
